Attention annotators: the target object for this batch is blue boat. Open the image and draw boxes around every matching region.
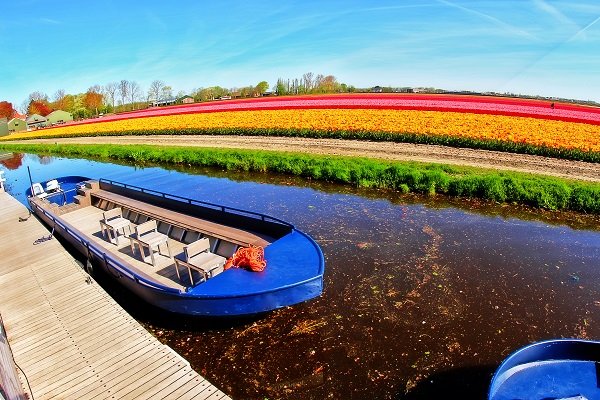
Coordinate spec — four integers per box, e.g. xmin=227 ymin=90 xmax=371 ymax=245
xmin=488 ymin=338 xmax=600 ymax=400
xmin=27 ymin=176 xmax=325 ymax=317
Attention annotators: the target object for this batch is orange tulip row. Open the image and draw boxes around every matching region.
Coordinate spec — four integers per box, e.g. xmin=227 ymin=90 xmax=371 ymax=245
xmin=5 ymin=108 xmax=600 ymax=153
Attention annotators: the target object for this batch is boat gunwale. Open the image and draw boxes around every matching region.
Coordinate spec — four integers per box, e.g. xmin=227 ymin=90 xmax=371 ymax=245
xmin=488 ymin=338 xmax=600 ymax=399
xmin=99 ymin=178 xmax=295 ymax=230
xmin=30 ymin=200 xmax=183 ymax=295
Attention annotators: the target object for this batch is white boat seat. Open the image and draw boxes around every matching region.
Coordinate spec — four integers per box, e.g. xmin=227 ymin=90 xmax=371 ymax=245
xmin=129 ymin=219 xmax=171 ymax=266
xmin=174 ymin=237 xmax=226 ymax=285
xmin=100 ymin=207 xmax=131 ymax=245
xmin=31 ymin=183 xmax=48 ymax=198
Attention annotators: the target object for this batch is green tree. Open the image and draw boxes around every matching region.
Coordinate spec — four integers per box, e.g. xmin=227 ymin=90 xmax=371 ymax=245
xmin=72 ymin=93 xmax=88 ymax=119
xmin=274 ymin=78 xmax=288 ymax=95
xmin=161 ymin=85 xmax=173 ymax=99
xmin=62 ymin=94 xmax=76 ymax=114
xmin=197 ymin=88 xmax=214 ymax=102
xmin=255 ymin=81 xmax=269 ymax=94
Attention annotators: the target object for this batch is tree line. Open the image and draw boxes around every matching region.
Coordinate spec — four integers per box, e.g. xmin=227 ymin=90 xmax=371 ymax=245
xmin=0 ymin=72 xmax=365 ymax=121
xmin=273 ymin=72 xmax=355 ymax=95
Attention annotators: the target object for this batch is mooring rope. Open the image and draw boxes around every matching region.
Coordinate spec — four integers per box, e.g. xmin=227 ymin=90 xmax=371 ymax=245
xmin=224 ymin=245 xmax=267 ymax=272
xmin=18 ymin=209 xmax=32 ymax=222
xmin=33 ymin=225 xmax=54 ymax=245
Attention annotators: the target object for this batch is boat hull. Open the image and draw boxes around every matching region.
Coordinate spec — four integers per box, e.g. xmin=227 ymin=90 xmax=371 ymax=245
xmin=488 ymin=339 xmax=600 ymax=400
xmin=28 ymin=176 xmax=325 ymax=317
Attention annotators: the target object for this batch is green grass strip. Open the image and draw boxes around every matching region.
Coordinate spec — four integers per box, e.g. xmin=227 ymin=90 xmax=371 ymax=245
xmin=2 ymin=142 xmax=600 ymax=214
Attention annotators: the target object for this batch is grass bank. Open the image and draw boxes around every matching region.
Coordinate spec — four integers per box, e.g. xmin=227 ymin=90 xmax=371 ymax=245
xmin=3 ymin=142 xmax=600 ymax=214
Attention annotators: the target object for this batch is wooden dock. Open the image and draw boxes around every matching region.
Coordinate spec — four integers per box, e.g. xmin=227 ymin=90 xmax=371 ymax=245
xmin=0 ymin=189 xmax=231 ymax=400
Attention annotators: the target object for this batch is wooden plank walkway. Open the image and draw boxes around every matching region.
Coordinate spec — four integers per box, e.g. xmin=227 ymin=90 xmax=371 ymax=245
xmin=0 ymin=189 xmax=231 ymax=400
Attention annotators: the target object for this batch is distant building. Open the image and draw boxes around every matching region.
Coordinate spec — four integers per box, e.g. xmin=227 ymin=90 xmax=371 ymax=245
xmin=0 ymin=118 xmax=8 ymax=136
xmin=150 ymin=98 xmax=177 ymax=107
xmin=46 ymin=110 xmax=73 ymax=125
xmin=372 ymin=86 xmax=383 ymax=93
xmin=178 ymin=95 xmax=194 ymax=104
xmin=26 ymin=114 xmax=47 ymax=130
xmin=8 ymin=117 xmax=26 ymax=132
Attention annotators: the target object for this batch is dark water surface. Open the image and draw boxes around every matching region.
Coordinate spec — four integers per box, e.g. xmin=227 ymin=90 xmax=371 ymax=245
xmin=2 ymin=153 xmax=599 ymax=399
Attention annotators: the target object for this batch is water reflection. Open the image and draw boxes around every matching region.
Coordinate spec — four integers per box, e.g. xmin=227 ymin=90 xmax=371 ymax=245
xmin=1 ymin=153 xmax=599 ymax=399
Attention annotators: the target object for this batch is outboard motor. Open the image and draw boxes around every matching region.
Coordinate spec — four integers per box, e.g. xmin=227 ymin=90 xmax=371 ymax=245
xmin=46 ymin=179 xmax=60 ymax=193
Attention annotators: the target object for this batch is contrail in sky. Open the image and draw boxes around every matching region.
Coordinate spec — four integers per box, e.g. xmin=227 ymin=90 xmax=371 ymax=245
xmin=569 ymin=15 xmax=600 ymax=41
xmin=436 ymin=0 xmax=538 ymax=40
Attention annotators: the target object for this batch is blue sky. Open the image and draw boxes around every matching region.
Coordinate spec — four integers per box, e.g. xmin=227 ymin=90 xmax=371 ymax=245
xmin=1 ymin=0 xmax=599 ymax=108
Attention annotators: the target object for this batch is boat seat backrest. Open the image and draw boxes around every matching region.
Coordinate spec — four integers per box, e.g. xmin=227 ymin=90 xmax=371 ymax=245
xmin=103 ymin=207 xmax=123 ymax=222
xmin=184 ymin=237 xmax=211 ymax=260
xmin=32 ymin=183 xmax=45 ymax=196
xmin=136 ymin=220 xmax=157 ymax=237
xmin=215 ymin=241 xmax=239 ymax=258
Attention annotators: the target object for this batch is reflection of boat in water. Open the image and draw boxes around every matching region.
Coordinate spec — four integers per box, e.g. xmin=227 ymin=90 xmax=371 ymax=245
xmin=488 ymin=338 xmax=600 ymax=400
xmin=27 ymin=176 xmax=325 ymax=317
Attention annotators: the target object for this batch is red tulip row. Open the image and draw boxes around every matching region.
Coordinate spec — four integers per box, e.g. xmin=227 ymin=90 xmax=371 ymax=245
xmin=61 ymin=94 xmax=600 ymax=129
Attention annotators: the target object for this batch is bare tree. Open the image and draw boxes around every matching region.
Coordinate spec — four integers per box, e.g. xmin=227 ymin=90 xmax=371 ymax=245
xmin=314 ymin=74 xmax=324 ymax=91
xmin=128 ymin=81 xmax=142 ymax=110
xmin=28 ymin=91 xmax=49 ymax=104
xmin=148 ymin=80 xmax=164 ymax=102
xmin=18 ymin=99 xmax=29 ymax=115
xmin=161 ymin=85 xmax=173 ymax=99
xmin=104 ymin=82 xmax=118 ymax=112
xmin=302 ymin=72 xmax=314 ymax=91
xmin=118 ymin=80 xmax=129 ymax=111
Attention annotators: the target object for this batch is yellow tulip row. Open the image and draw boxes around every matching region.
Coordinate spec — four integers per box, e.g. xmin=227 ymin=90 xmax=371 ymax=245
xmin=5 ymin=109 xmax=600 ymax=153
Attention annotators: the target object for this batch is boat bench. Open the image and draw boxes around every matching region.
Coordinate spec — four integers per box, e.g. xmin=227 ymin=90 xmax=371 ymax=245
xmin=174 ymin=237 xmax=226 ymax=285
xmin=91 ymin=189 xmax=270 ymax=257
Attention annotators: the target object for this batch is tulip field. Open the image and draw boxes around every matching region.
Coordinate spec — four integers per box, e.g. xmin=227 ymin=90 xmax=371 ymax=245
xmin=5 ymin=94 xmax=600 ymax=213
xmin=4 ymin=94 xmax=600 ymax=162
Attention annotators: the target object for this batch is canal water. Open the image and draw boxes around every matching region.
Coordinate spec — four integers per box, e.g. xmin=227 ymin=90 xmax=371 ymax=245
xmin=2 ymin=153 xmax=599 ymax=399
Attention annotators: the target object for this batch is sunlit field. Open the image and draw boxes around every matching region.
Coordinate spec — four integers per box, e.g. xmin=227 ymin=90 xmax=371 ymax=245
xmin=5 ymin=95 xmax=600 ymax=160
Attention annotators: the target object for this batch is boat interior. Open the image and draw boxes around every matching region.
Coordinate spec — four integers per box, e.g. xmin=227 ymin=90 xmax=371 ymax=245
xmin=30 ymin=180 xmax=278 ymax=291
